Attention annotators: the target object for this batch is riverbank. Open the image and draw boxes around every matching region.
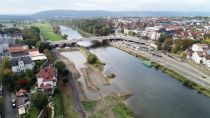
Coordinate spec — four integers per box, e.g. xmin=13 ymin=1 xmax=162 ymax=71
xmin=83 ymin=93 xmax=134 ymax=118
xmin=56 ymin=48 xmax=134 ymax=117
xmin=110 ymin=43 xmax=210 ymax=97
xmin=54 ymin=50 xmax=88 ymax=101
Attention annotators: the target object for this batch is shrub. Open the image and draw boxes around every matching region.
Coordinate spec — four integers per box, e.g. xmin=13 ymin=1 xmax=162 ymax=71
xmin=82 ymin=101 xmax=97 ymax=111
xmin=183 ymin=80 xmax=197 ymax=89
xmin=62 ymin=77 xmax=69 ymax=84
xmin=32 ymin=92 xmax=48 ymax=110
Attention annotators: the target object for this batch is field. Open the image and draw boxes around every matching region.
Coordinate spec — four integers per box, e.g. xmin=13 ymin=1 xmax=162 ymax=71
xmin=36 ymin=23 xmax=63 ymax=41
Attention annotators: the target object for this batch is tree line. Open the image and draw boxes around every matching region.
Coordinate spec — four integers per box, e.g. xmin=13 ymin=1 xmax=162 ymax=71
xmin=65 ymin=19 xmax=114 ymax=36
xmin=17 ymin=26 xmax=41 ymax=48
xmin=156 ymin=32 xmax=194 ymax=53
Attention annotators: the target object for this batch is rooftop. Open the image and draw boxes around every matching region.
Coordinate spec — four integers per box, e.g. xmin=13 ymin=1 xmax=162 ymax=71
xmin=10 ymin=56 xmax=33 ymax=66
xmin=36 ymin=64 xmax=55 ymax=81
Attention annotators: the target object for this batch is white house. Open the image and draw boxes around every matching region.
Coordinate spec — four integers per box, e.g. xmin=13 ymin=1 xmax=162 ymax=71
xmin=191 ymin=51 xmax=205 ymax=64
xmin=10 ymin=56 xmax=34 ymax=73
xmin=28 ymin=48 xmax=47 ymax=61
xmin=36 ymin=64 xmax=57 ymax=91
xmin=190 ymin=44 xmax=210 ymax=68
xmin=150 ymin=31 xmax=161 ymax=40
xmin=192 ymin=44 xmax=209 ymax=52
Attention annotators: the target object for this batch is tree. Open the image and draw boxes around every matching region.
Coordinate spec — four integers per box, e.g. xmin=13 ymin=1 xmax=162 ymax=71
xmin=22 ymin=26 xmax=40 ymax=40
xmin=61 ymin=69 xmax=69 ymax=76
xmin=62 ymin=34 xmax=68 ymax=40
xmin=87 ymin=53 xmax=97 ymax=64
xmin=18 ymin=79 xmax=29 ymax=89
xmin=37 ymin=41 xmax=52 ymax=53
xmin=128 ymin=31 xmax=136 ymax=36
xmin=44 ymin=49 xmax=54 ymax=62
xmin=2 ymin=57 xmax=11 ymax=71
xmin=163 ymin=39 xmax=173 ymax=51
xmin=158 ymin=33 xmax=167 ymax=43
xmin=25 ymin=69 xmax=35 ymax=79
xmin=54 ymin=60 xmax=66 ymax=72
xmin=53 ymin=26 xmax=61 ymax=35
xmin=173 ymin=39 xmax=193 ymax=52
xmin=32 ymin=92 xmax=48 ymax=110
xmin=62 ymin=77 xmax=68 ymax=84
xmin=2 ymin=69 xmax=13 ymax=79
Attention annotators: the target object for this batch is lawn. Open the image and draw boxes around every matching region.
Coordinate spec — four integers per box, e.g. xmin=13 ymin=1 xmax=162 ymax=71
xmin=53 ymin=88 xmax=64 ymax=118
xmin=36 ymin=23 xmax=63 ymax=41
xmin=57 ymin=80 xmax=79 ymax=118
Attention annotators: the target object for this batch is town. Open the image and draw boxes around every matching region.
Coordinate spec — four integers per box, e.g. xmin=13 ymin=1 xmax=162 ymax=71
xmin=1 ymin=14 xmax=210 ymax=118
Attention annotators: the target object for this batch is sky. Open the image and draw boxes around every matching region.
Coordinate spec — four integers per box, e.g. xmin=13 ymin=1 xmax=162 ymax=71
xmin=0 ymin=0 xmax=210 ymax=14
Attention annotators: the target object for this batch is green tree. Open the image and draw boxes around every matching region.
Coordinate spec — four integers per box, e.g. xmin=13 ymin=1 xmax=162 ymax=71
xmin=128 ymin=31 xmax=136 ymax=36
xmin=32 ymin=92 xmax=48 ymax=110
xmin=62 ymin=34 xmax=68 ymax=40
xmin=2 ymin=57 xmax=11 ymax=70
xmin=173 ymin=39 xmax=193 ymax=52
xmin=87 ymin=53 xmax=97 ymax=64
xmin=158 ymin=33 xmax=167 ymax=43
xmin=2 ymin=69 xmax=13 ymax=79
xmin=44 ymin=49 xmax=54 ymax=62
xmin=36 ymin=41 xmax=52 ymax=53
xmin=163 ymin=39 xmax=173 ymax=51
xmin=62 ymin=77 xmax=69 ymax=84
xmin=54 ymin=60 xmax=66 ymax=72
xmin=25 ymin=69 xmax=35 ymax=79
xmin=61 ymin=69 xmax=69 ymax=76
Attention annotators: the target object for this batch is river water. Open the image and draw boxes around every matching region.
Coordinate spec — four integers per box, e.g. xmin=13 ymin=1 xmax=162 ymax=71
xmin=60 ymin=26 xmax=210 ymax=118
xmin=60 ymin=25 xmax=82 ymax=40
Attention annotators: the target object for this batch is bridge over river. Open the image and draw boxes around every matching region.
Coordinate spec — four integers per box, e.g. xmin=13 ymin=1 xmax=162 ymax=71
xmin=46 ymin=36 xmax=149 ymax=47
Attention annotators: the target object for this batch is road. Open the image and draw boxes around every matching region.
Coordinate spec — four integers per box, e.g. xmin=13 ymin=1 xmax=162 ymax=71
xmin=111 ymin=42 xmax=210 ymax=90
xmin=3 ymin=87 xmax=17 ymax=118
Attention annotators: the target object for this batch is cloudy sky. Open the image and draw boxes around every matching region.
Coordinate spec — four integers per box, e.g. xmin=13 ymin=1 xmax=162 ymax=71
xmin=0 ymin=0 xmax=210 ymax=14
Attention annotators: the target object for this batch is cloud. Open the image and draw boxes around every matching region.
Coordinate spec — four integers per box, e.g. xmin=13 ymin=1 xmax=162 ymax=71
xmin=0 ymin=0 xmax=210 ymax=14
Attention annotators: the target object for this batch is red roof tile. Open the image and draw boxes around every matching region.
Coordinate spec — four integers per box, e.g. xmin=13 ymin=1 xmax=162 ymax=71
xmin=8 ymin=46 xmax=25 ymax=53
xmin=36 ymin=64 xmax=55 ymax=81
xmin=16 ymin=89 xmax=27 ymax=97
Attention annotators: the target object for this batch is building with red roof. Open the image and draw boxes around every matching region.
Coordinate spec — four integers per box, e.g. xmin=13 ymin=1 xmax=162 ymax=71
xmin=36 ymin=64 xmax=57 ymax=91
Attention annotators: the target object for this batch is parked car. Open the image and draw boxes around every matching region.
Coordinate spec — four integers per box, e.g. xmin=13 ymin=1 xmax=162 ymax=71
xmin=12 ymin=99 xmax=16 ymax=108
xmin=0 ymin=112 xmax=2 ymax=118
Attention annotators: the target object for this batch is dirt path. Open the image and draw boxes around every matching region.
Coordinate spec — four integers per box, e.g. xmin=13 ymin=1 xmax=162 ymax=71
xmin=53 ymin=51 xmax=87 ymax=118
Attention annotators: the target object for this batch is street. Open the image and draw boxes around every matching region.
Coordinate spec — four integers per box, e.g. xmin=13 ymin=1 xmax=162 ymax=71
xmin=3 ymin=87 xmax=17 ymax=118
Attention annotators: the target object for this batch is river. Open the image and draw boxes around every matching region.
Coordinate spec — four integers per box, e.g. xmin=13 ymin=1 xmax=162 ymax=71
xmin=60 ymin=25 xmax=82 ymax=40
xmin=60 ymin=26 xmax=210 ymax=118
